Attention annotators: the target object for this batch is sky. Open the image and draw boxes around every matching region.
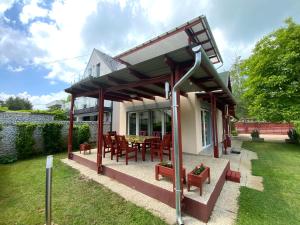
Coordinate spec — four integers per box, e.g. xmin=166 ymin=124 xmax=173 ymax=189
xmin=0 ymin=0 xmax=299 ymax=109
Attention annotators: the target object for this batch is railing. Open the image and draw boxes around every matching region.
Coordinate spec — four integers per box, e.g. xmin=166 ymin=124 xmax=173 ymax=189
xmin=74 ymin=106 xmax=112 ymax=115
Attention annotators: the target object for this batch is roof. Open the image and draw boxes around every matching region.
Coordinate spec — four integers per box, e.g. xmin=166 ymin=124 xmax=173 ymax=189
xmin=65 ymin=16 xmax=235 ymax=106
xmin=115 ymin=15 xmax=222 ymax=65
xmin=94 ymin=49 xmax=125 ymax=72
xmin=66 ymin=46 xmax=235 ymax=105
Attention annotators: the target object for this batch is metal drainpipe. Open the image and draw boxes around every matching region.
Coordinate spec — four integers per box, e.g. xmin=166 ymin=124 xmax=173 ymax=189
xmin=172 ymin=45 xmax=202 ymax=225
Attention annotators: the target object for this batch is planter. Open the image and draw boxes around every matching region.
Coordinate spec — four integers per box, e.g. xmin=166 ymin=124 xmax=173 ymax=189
xmin=80 ymin=143 xmax=91 ymax=154
xmin=187 ymin=164 xmax=210 ymax=196
xmin=252 ymin=137 xmax=264 ymax=142
xmin=155 ymin=163 xmax=186 ymax=184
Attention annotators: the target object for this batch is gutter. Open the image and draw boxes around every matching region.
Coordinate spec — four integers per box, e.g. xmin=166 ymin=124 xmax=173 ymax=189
xmin=172 ymin=45 xmax=202 ymax=225
xmin=199 ymin=48 xmax=237 ymax=105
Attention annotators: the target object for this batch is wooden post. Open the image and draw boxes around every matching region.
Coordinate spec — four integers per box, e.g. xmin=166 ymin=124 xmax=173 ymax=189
xmin=97 ymin=88 xmax=104 ymax=173
xmin=67 ymin=94 xmax=75 ymax=159
xmin=222 ymin=109 xmax=227 ymax=154
xmin=210 ymin=93 xmax=219 ymax=158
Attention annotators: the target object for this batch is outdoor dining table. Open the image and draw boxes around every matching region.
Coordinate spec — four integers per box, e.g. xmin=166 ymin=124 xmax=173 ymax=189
xmin=125 ymin=135 xmax=159 ymax=161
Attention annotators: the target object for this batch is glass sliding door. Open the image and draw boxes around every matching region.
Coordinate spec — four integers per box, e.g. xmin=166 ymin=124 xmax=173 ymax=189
xmin=164 ymin=110 xmax=172 ymax=134
xmin=151 ymin=110 xmax=162 ymax=136
xmin=201 ymin=109 xmax=211 ymax=147
xmin=128 ymin=112 xmax=137 ymax=135
xmin=139 ymin=111 xmax=149 ymax=135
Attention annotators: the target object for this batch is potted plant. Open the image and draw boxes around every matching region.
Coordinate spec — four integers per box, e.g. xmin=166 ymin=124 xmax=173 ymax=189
xmin=155 ymin=161 xmax=186 ymax=184
xmin=251 ymin=129 xmax=264 ymax=142
xmin=285 ymin=128 xmax=299 ymax=144
xmin=80 ymin=141 xmax=91 ymax=154
xmin=187 ymin=163 xmax=210 ymax=196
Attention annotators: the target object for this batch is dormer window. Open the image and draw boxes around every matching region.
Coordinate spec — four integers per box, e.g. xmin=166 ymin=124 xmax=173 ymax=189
xmin=96 ymin=63 xmax=101 ymax=77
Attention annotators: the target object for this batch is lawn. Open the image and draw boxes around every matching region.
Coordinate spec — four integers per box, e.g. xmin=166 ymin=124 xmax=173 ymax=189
xmin=236 ymin=141 xmax=300 ymax=225
xmin=0 ymin=153 xmax=167 ymax=225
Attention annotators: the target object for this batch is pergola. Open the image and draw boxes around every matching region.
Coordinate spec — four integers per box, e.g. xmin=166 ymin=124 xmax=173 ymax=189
xmin=65 ymin=15 xmax=235 ymax=224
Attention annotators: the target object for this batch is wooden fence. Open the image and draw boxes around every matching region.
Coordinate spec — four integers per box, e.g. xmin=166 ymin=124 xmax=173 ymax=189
xmin=235 ymin=122 xmax=293 ymax=135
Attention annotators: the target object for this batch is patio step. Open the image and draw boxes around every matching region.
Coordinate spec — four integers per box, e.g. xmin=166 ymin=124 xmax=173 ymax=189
xmin=226 ymin=169 xmax=241 ymax=183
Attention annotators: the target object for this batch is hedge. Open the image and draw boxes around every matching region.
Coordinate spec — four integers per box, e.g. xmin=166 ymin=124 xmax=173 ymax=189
xmin=72 ymin=124 xmax=91 ymax=149
xmin=16 ymin=123 xmax=38 ymax=159
xmin=42 ymin=123 xmax=63 ymax=154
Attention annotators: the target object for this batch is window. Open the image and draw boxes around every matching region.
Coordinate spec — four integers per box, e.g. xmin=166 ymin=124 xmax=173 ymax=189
xmin=128 ymin=112 xmax=137 ymax=135
xmin=201 ymin=109 xmax=211 ymax=147
xmin=139 ymin=112 xmax=149 ymax=135
xmin=164 ymin=110 xmax=172 ymax=134
xmin=127 ymin=109 xmax=172 ymax=137
xmin=96 ymin=63 xmax=101 ymax=77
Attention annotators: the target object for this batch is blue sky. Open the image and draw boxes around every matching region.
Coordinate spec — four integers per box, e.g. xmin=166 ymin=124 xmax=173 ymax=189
xmin=0 ymin=0 xmax=299 ymax=109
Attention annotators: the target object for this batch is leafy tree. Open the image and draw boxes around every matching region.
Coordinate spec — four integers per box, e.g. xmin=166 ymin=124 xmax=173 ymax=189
xmin=230 ymin=56 xmax=249 ymax=119
xmin=4 ymin=97 xmax=33 ymax=110
xmin=241 ymin=18 xmax=300 ymax=122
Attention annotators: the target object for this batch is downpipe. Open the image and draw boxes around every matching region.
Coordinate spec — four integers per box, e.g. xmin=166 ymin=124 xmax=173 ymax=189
xmin=172 ymin=45 xmax=202 ymax=225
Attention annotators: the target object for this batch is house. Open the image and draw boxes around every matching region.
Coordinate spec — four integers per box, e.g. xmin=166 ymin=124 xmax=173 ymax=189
xmin=65 ymin=15 xmax=236 ymax=223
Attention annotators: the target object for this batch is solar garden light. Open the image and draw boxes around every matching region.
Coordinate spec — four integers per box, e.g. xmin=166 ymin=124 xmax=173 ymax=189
xmin=45 ymin=155 xmax=53 ymax=225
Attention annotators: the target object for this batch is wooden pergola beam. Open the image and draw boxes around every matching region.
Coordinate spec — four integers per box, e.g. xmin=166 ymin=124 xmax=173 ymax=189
xmin=107 ymin=74 xmax=170 ymax=92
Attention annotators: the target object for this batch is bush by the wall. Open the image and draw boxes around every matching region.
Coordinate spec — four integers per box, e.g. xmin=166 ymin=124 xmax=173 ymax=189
xmin=251 ymin=129 xmax=260 ymax=138
xmin=42 ymin=123 xmax=63 ymax=154
xmin=294 ymin=121 xmax=300 ymax=135
xmin=72 ymin=126 xmax=80 ymax=150
xmin=0 ymin=154 xmax=17 ymax=164
xmin=287 ymin=128 xmax=299 ymax=144
xmin=0 ymin=124 xmax=2 ymax=140
xmin=78 ymin=124 xmax=91 ymax=144
xmin=16 ymin=123 xmax=38 ymax=159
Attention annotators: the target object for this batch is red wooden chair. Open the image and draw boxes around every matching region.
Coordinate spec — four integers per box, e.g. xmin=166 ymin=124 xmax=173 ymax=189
xmin=139 ymin=130 xmax=147 ymax=136
xmin=161 ymin=134 xmax=172 ymax=160
xmin=116 ymin=135 xmax=138 ymax=165
xmin=152 ymin=131 xmax=161 ymax=139
xmin=103 ymin=134 xmax=115 ymax=160
xmin=150 ymin=134 xmax=171 ymax=162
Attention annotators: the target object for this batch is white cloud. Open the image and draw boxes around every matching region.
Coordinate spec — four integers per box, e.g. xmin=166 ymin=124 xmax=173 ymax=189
xmin=0 ymin=0 xmax=14 ymax=16
xmin=19 ymin=0 xmax=49 ymax=24
xmin=0 ymin=91 xmax=68 ymax=110
xmin=212 ymin=27 xmax=257 ymax=70
xmin=25 ymin=0 xmax=98 ymax=84
xmin=7 ymin=65 xmax=24 ymax=72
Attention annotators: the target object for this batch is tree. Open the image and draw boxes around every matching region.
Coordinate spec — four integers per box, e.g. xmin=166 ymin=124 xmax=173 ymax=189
xmin=4 ymin=97 xmax=33 ymax=110
xmin=241 ymin=18 xmax=300 ymax=122
xmin=230 ymin=56 xmax=249 ymax=119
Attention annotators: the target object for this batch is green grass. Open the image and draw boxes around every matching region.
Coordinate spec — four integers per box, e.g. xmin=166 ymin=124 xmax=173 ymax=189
xmin=0 ymin=153 xmax=167 ymax=225
xmin=236 ymin=142 xmax=300 ymax=225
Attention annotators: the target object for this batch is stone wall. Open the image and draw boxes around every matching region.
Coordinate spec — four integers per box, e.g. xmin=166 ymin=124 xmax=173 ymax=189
xmin=0 ymin=112 xmax=110 ymax=158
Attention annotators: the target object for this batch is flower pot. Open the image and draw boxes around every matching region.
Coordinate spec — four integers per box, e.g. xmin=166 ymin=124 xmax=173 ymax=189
xmin=155 ymin=164 xmax=186 ymax=184
xmin=80 ymin=143 xmax=91 ymax=154
xmin=187 ymin=164 xmax=210 ymax=196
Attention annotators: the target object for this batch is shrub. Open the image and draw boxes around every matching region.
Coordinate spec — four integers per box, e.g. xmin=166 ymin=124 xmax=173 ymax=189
xmin=78 ymin=124 xmax=91 ymax=144
xmin=294 ymin=121 xmax=300 ymax=135
xmin=72 ymin=126 xmax=80 ymax=150
xmin=287 ymin=128 xmax=299 ymax=143
xmin=0 ymin=154 xmax=17 ymax=164
xmin=42 ymin=123 xmax=63 ymax=154
xmin=16 ymin=123 xmax=38 ymax=159
xmin=251 ymin=129 xmax=260 ymax=138
xmin=0 ymin=124 xmax=2 ymax=140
